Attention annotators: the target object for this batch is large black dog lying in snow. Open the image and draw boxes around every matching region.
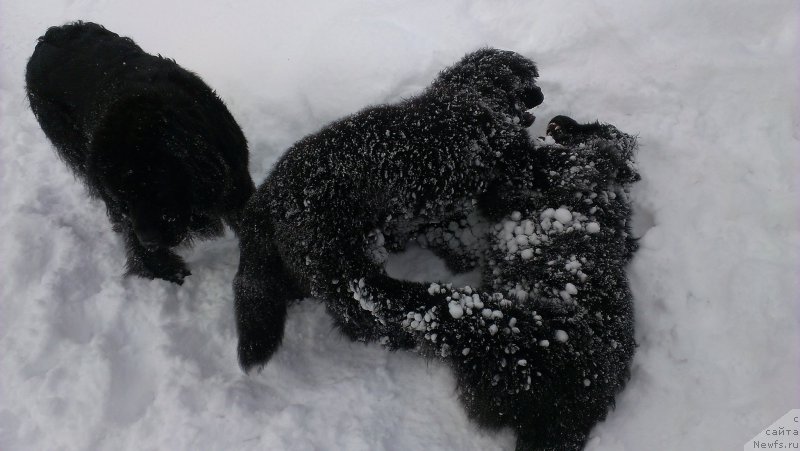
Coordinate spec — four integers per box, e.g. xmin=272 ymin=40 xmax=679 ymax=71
xmin=234 ymin=48 xmax=544 ymax=368
xmin=26 ymin=22 xmax=254 ymax=284
xmin=394 ymin=116 xmax=639 ymax=450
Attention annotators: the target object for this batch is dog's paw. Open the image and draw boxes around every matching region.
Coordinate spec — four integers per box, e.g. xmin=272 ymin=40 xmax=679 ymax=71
xmin=158 ymin=265 xmax=191 ymax=285
xmin=127 ymin=249 xmax=191 ymax=285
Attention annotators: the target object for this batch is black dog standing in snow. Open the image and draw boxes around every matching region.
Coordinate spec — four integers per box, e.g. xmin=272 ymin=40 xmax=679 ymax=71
xmin=234 ymin=48 xmax=544 ymax=368
xmin=26 ymin=22 xmax=254 ymax=284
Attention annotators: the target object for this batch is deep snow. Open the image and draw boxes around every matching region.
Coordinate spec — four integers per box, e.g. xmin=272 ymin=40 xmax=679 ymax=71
xmin=1 ymin=1 xmax=798 ymax=450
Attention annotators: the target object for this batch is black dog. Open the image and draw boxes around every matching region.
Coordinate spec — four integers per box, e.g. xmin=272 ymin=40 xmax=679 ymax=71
xmin=26 ymin=22 xmax=254 ymax=284
xmin=396 ymin=116 xmax=639 ymax=450
xmin=234 ymin=48 xmax=544 ymax=370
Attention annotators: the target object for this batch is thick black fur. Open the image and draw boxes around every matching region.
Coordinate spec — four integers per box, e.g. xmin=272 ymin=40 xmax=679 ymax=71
xmin=25 ymin=22 xmax=254 ymax=284
xmin=242 ymin=108 xmax=636 ymax=450
xmin=393 ymin=117 xmax=639 ymax=450
xmin=234 ymin=48 xmax=544 ymax=369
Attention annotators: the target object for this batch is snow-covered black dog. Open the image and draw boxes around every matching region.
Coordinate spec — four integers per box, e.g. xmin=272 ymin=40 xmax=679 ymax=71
xmin=26 ymin=22 xmax=254 ymax=284
xmin=234 ymin=48 xmax=544 ymax=370
xmin=394 ymin=116 xmax=639 ymax=450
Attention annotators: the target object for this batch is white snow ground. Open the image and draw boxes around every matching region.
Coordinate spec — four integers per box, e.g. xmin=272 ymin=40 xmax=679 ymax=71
xmin=1 ymin=1 xmax=798 ymax=450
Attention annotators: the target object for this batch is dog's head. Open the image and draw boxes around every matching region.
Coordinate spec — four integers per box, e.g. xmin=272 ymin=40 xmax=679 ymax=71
xmin=433 ymin=48 xmax=543 ymax=127
xmin=546 ymin=115 xmax=640 ymax=184
xmin=89 ymin=95 xmax=228 ymax=250
xmin=546 ymin=115 xmax=625 ymax=145
xmin=96 ymin=152 xmax=194 ymax=249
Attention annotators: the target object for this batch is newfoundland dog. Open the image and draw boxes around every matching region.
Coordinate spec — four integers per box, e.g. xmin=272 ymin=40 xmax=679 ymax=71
xmin=233 ymin=48 xmax=544 ymax=369
xmin=396 ymin=116 xmax=639 ymax=450
xmin=25 ymin=22 xmax=254 ymax=284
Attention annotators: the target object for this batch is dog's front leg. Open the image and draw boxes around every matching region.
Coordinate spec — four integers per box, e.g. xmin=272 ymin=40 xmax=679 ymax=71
xmin=102 ymin=199 xmax=191 ymax=285
xmin=120 ymin=223 xmax=191 ymax=284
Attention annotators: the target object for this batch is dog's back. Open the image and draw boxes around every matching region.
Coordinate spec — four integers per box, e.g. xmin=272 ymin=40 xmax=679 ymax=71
xmin=25 ymin=22 xmax=150 ymax=171
xmin=26 ymin=22 xmax=145 ymax=115
xmin=26 ymin=22 xmax=249 ymax=177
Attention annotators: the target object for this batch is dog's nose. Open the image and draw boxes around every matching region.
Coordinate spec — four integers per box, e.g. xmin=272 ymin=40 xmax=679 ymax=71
xmin=523 ymin=86 xmax=544 ymax=108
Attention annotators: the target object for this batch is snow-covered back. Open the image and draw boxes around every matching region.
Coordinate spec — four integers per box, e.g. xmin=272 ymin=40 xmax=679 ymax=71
xmin=1 ymin=1 xmax=797 ymax=450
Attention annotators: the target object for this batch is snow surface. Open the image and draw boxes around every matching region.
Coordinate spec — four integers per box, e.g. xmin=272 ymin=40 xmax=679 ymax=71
xmin=1 ymin=1 xmax=798 ymax=450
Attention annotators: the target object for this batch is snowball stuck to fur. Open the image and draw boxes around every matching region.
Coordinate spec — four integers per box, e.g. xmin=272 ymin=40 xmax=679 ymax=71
xmin=554 ymin=208 xmax=572 ymax=224
xmin=586 ymin=222 xmax=601 ymax=234
xmin=565 ymin=283 xmax=578 ymax=295
xmin=522 ymin=220 xmax=535 ymax=235
xmin=449 ymin=301 xmax=464 ymax=319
